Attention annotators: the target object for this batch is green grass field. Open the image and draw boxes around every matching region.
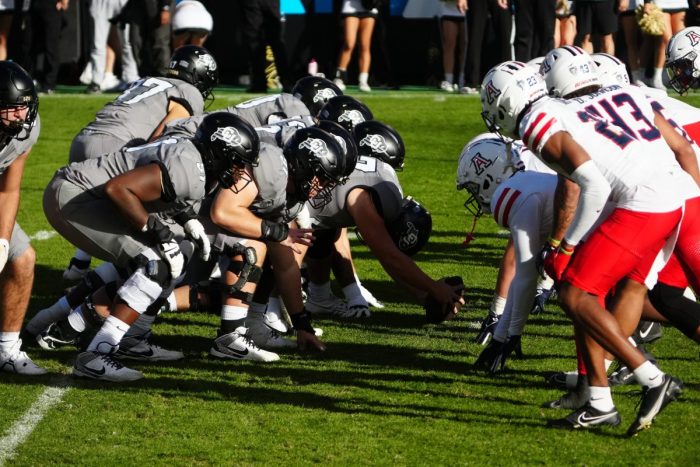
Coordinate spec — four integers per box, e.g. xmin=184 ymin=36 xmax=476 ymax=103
xmin=1 ymin=89 xmax=699 ymax=466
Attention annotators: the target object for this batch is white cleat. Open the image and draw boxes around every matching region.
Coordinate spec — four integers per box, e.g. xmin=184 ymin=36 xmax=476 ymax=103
xmin=0 ymin=340 xmax=47 ymax=375
xmin=264 ymin=307 xmax=289 ymax=333
xmin=73 ymin=351 xmax=144 ymax=382
xmin=115 ymin=332 xmax=184 ymax=361
xmin=439 ymin=80 xmax=454 ymax=92
xmin=210 ymin=327 xmax=280 ymax=362
xmin=305 ymin=293 xmax=347 ymax=315
xmin=333 ymin=78 xmax=346 ymax=91
xmin=358 ymin=82 xmax=372 ymax=92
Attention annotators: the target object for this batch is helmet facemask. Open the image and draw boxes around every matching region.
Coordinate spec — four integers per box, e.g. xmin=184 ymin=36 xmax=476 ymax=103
xmin=666 ymin=50 xmax=699 ymax=94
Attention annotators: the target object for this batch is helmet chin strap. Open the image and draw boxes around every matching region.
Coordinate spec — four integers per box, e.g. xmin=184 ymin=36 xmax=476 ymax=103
xmin=462 ymin=214 xmax=479 ymax=247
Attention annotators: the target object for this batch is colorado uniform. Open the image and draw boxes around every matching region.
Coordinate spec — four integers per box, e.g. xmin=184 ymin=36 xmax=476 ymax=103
xmin=69 ymin=77 xmax=205 ymax=163
xmin=2 ymin=116 xmax=40 ymax=261
xmin=44 ymin=138 xmax=207 ymax=268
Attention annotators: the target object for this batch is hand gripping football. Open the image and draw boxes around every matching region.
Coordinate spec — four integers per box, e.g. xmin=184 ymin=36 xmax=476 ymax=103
xmin=424 ymin=276 xmax=465 ymax=324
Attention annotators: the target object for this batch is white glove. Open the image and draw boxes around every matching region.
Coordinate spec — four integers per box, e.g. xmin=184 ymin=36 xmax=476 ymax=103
xmin=354 ymin=274 xmax=384 ymax=309
xmin=0 ymin=238 xmax=8 ymax=274
xmin=184 ymin=219 xmax=211 ymax=261
xmin=160 ymin=240 xmax=185 ymax=279
xmin=296 ymin=203 xmax=312 ymax=229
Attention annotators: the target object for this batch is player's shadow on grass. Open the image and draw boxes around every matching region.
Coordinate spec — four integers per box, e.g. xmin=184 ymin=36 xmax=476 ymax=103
xmin=29 ymin=264 xmax=71 ymax=312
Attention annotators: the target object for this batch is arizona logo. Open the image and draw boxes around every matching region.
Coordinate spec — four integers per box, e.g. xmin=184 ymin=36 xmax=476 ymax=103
xmin=211 ymin=126 xmax=243 ymax=146
xmin=686 ymin=29 xmax=700 ymax=46
xmin=484 ymin=80 xmax=501 ymax=105
xmin=196 ymin=53 xmax=217 ymax=71
xmin=299 ymin=137 xmax=329 ymax=157
xmin=398 ymin=222 xmax=419 ymax=250
xmin=313 ymin=88 xmax=338 ymax=103
xmin=359 ymin=134 xmax=389 ymax=155
xmin=339 ymin=109 xmax=368 ymax=126
xmin=470 ymin=152 xmax=493 ymax=175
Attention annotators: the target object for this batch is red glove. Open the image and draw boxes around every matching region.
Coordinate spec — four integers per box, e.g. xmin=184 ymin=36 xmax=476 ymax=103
xmin=544 ymin=243 xmax=575 ymax=283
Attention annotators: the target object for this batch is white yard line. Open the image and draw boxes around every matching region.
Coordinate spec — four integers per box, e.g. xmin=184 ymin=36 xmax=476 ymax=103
xmin=0 ymin=382 xmax=70 ymax=465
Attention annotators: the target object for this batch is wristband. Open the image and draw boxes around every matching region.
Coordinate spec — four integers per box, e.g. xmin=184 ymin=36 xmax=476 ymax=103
xmin=559 ymin=244 xmax=575 ymax=255
xmin=290 ymin=310 xmax=315 ymax=333
xmin=547 ymin=237 xmax=561 ymax=248
xmin=260 ymin=219 xmax=289 ymax=242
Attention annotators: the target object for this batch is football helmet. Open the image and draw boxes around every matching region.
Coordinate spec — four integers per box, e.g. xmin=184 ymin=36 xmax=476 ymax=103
xmin=194 ymin=112 xmax=260 ymax=190
xmin=315 ymin=120 xmax=358 ymax=182
xmin=291 ymin=76 xmax=343 ymax=116
xmin=166 ymin=45 xmax=219 ymax=99
xmin=0 ymin=61 xmax=38 ymax=143
xmin=591 ymin=53 xmax=630 ymax=87
xmin=540 ymin=46 xmax=601 ymax=98
xmin=480 ymin=61 xmax=547 ymax=136
xmin=317 ymin=95 xmax=373 ymax=132
xmin=353 ymin=120 xmax=405 ymax=170
xmin=525 ymin=56 xmax=545 ymax=72
xmin=385 ymin=196 xmax=432 ymax=257
xmin=456 ymin=133 xmax=524 ymax=216
xmin=665 ymin=26 xmax=700 ymax=94
xmin=283 ymin=126 xmax=349 ymax=207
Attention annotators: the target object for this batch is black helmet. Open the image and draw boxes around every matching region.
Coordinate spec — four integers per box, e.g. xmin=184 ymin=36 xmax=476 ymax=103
xmin=283 ymin=126 xmax=347 ymax=208
xmin=386 ymin=196 xmax=432 ymax=256
xmin=291 ymin=76 xmax=342 ymax=115
xmin=0 ymin=61 xmax=38 ymax=143
xmin=194 ymin=112 xmax=260 ymax=190
xmin=166 ymin=45 xmax=218 ymax=100
xmin=317 ymin=95 xmax=373 ymax=132
xmin=315 ymin=120 xmax=358 ymax=182
xmin=353 ymin=120 xmax=405 ymax=170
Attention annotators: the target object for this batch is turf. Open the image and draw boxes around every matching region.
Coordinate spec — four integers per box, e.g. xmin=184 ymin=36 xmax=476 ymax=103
xmin=1 ymin=89 xmax=699 ymax=466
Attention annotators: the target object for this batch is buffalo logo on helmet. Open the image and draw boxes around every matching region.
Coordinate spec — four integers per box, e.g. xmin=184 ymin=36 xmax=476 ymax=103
xmin=470 ymin=152 xmax=493 ymax=175
xmin=568 ymin=65 xmax=579 ymax=76
xmin=313 ymin=88 xmax=339 ymax=104
xmin=338 ymin=110 xmax=367 ymax=127
xmin=196 ymin=53 xmax=217 ymax=71
xmin=484 ymin=80 xmax=501 ymax=105
xmin=359 ymin=134 xmax=389 ymax=156
xmin=398 ymin=222 xmax=419 ymax=251
xmin=299 ymin=137 xmax=330 ymax=157
xmin=211 ymin=126 xmax=243 ymax=147
xmin=686 ymin=30 xmax=700 ymax=47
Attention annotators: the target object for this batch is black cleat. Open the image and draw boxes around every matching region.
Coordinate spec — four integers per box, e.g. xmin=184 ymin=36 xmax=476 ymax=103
xmin=474 ymin=312 xmax=499 ymax=345
xmin=632 ymin=320 xmax=663 ymax=346
xmin=627 ymin=375 xmax=683 ymax=436
xmin=543 ymin=376 xmax=589 ymax=410
xmin=547 ymin=404 xmax=621 ymax=429
xmin=531 ymin=287 xmax=556 ymax=315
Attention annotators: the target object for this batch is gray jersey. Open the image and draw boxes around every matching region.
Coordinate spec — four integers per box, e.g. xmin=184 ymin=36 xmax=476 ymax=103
xmin=250 ymin=142 xmax=302 ymax=222
xmin=59 ymin=137 xmax=207 ymax=216
xmin=226 ymin=93 xmax=311 ymax=127
xmin=0 ymin=114 xmax=40 ymax=175
xmin=255 ymin=116 xmax=315 ymax=147
xmin=84 ymin=77 xmax=204 ymax=144
xmin=309 ymin=155 xmax=403 ymax=229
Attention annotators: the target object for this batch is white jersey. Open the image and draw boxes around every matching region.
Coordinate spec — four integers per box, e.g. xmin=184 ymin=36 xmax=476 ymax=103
xmin=519 ymin=94 xmax=685 ymax=214
xmin=489 ymin=171 xmax=558 ymax=339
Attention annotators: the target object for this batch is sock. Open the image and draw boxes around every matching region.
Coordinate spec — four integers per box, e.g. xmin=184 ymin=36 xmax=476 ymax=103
xmin=653 ymin=68 xmax=663 ymax=81
xmin=166 ymin=292 xmax=177 ymax=312
xmin=73 ymin=249 xmax=92 ymax=262
xmin=342 ymin=282 xmax=366 ymax=307
xmin=444 ymin=72 xmax=454 ymax=84
xmin=589 ymin=386 xmax=615 ymax=411
xmin=458 ymin=72 xmax=465 ymax=88
xmin=87 ymin=315 xmax=130 ymax=353
xmin=335 ymin=68 xmax=347 ymax=81
xmin=633 ymin=360 xmax=664 ymax=388
xmin=125 ymin=313 xmax=156 ymax=337
xmin=308 ymin=281 xmax=332 ymax=300
xmin=25 ymin=296 xmax=72 ymax=335
xmin=220 ymin=305 xmax=248 ymax=334
xmin=359 ymin=72 xmax=369 ymax=86
xmin=489 ymin=295 xmax=506 ymax=316
xmin=67 ymin=307 xmax=87 ymax=333
xmin=0 ymin=332 xmax=20 ymax=353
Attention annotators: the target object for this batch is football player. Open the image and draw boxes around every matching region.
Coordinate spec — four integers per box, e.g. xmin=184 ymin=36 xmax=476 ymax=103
xmin=63 ymin=45 xmax=219 ymax=281
xmin=0 ymin=62 xmax=45 ymax=376
xmin=481 ymin=60 xmax=686 ymax=434
xmin=41 ymin=113 xmax=257 ymax=381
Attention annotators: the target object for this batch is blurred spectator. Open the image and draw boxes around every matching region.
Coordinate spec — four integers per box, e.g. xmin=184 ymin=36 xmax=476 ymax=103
xmin=241 ymin=0 xmax=290 ymax=93
xmin=438 ymin=0 xmax=467 ymax=92
xmin=0 ymin=0 xmax=29 ymax=60
xmin=620 ymin=0 xmax=648 ymax=84
xmin=648 ymin=0 xmax=687 ymax=89
xmin=466 ymin=0 xmax=512 ymax=90
xmin=28 ymin=0 xmax=69 ymax=93
xmin=334 ymin=0 xmax=380 ymax=92
xmin=114 ymin=0 xmax=172 ymax=77
xmin=554 ymin=0 xmax=576 ymax=47
xmin=172 ymin=0 xmax=212 ymax=49
xmin=513 ymin=0 xmax=555 ymax=61
xmin=574 ymin=0 xmax=621 ymax=53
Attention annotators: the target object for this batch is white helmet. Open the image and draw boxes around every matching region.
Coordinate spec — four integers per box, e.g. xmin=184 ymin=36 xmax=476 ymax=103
xmin=540 ymin=46 xmax=601 ymax=97
xmin=591 ymin=53 xmax=630 ymax=87
xmin=525 ymin=56 xmax=545 ymax=72
xmin=665 ymin=26 xmax=700 ymax=94
xmin=480 ymin=61 xmax=548 ymax=137
xmin=456 ymin=133 xmax=525 ymax=216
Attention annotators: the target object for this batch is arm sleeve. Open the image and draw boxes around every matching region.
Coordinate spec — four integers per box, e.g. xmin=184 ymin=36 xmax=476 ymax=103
xmin=564 ymin=160 xmax=611 ymax=245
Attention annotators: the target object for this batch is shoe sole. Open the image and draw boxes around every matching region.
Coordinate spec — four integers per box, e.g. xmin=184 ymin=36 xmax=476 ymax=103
xmin=72 ymin=368 xmax=143 ymax=382
xmin=209 ymin=347 xmax=279 ymax=362
xmin=114 ymin=353 xmax=184 ymax=362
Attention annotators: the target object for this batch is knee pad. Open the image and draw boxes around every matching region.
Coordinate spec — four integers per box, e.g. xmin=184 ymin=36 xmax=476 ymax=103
xmin=649 ymin=283 xmax=700 ymax=339
xmin=117 ymin=270 xmax=164 ymax=314
xmin=130 ymin=253 xmax=171 ymax=287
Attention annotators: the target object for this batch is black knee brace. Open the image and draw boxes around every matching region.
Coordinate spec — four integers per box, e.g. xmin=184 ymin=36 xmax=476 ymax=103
xmin=225 ymin=247 xmax=262 ymax=304
xmin=66 ymin=270 xmax=106 ymax=308
xmin=649 ymin=283 xmax=700 ymax=339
